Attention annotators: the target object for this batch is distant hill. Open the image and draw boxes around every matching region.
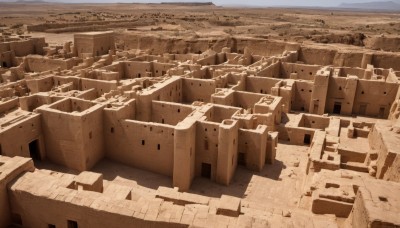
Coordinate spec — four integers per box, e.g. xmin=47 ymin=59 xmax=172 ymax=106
xmin=160 ymin=2 xmax=214 ymax=6
xmin=339 ymin=1 xmax=400 ymax=10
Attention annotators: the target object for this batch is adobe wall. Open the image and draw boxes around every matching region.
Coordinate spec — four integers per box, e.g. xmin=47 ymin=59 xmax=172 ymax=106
xmin=122 ymin=61 xmax=152 ymax=78
xmin=151 ymin=101 xmax=193 ymax=125
xmin=209 ymin=105 xmax=240 ymax=123
xmin=103 ymin=99 xmax=135 ymax=157
xmin=0 ymin=157 xmax=34 ymax=228
xmin=300 ymin=45 xmax=400 ymax=71
xmin=7 ymin=172 xmax=185 ymax=228
xmin=74 ymin=32 xmax=114 ymax=57
xmin=280 ymin=62 xmax=321 ymax=80
xmin=0 ymin=114 xmax=44 ymax=158
xmin=234 ymin=38 xmax=300 ymax=56
xmin=19 ymin=94 xmax=62 ymax=112
xmin=245 ymin=76 xmax=282 ymax=95
xmin=309 ymin=70 xmax=329 ymax=115
xmin=134 ymin=77 xmax=182 ymax=121
xmin=368 ymin=122 xmax=397 ymax=180
xmin=153 ymin=62 xmax=175 ymax=77
xmin=292 ymin=80 xmax=314 ymax=112
xmin=326 ymin=76 xmax=357 ymax=116
xmin=233 ymin=91 xmax=266 ymax=111
xmin=9 ymin=40 xmax=34 ymax=57
xmin=110 ymin=120 xmax=175 ymax=176
xmin=0 ymin=97 xmax=18 ymax=113
xmin=0 ymin=51 xmax=13 ymax=68
xmin=182 ymin=78 xmax=216 ymax=103
xmin=332 ymin=52 xmax=364 ymax=68
xmin=238 ymin=125 xmax=268 ymax=171
xmin=216 ymin=119 xmax=239 ymax=185
xmin=173 ymin=112 xmax=198 ymax=191
xmin=92 ymin=34 xmax=115 ymax=56
xmin=372 ymin=53 xmax=400 ymax=71
xmin=298 ymin=46 xmax=337 ymax=66
xmin=196 ymin=54 xmax=218 ymax=66
xmin=25 ymin=75 xmax=54 ymax=93
xmin=26 ymin=56 xmax=76 ymax=72
xmin=81 ymin=78 xmax=118 ymax=97
xmin=352 ymin=80 xmax=398 ymax=118
xmin=257 ymin=61 xmax=280 ymax=78
xmin=195 ymin=120 xmax=220 ymax=181
xmin=53 ymin=76 xmax=81 ymax=90
xmin=36 ymin=99 xmax=105 ymax=171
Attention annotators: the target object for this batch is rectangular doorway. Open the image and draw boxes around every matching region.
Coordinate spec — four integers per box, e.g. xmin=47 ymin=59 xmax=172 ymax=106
xmin=304 ymin=134 xmax=311 ymax=145
xmin=238 ymin=152 xmax=246 ymax=166
xmin=359 ymin=104 xmax=367 ymax=115
xmin=333 ymin=102 xmax=342 ymax=114
xmin=378 ymin=107 xmax=385 ymax=118
xmin=29 ymin=139 xmax=41 ymax=160
xmin=313 ymin=104 xmax=319 ymax=114
xmin=201 ymin=163 xmax=211 ymax=179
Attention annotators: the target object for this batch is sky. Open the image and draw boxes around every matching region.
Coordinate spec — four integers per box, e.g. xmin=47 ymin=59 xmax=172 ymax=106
xmin=5 ymin=0 xmax=400 ymax=7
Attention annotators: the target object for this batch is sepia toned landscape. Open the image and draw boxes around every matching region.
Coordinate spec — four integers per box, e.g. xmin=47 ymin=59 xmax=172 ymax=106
xmin=0 ymin=2 xmax=400 ymax=228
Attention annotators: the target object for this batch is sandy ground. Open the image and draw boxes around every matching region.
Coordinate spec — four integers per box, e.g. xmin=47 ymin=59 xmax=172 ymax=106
xmin=1 ymin=3 xmax=400 ymax=47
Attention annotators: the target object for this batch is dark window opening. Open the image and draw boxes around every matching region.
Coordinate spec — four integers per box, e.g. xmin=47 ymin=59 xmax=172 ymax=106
xmin=304 ymin=134 xmax=311 ymax=145
xmin=333 ymin=102 xmax=342 ymax=114
xmin=379 ymin=107 xmax=385 ymax=118
xmin=0 ymin=144 xmax=2 ymax=155
xmin=379 ymin=196 xmax=388 ymax=202
xmin=161 ymin=119 xmax=164 ymax=124
xmin=67 ymin=220 xmax=78 ymax=228
xmin=178 ymin=109 xmax=180 ymax=113
xmin=325 ymin=183 xmax=340 ymax=188
xmin=142 ymin=140 xmax=145 ymax=145
xmin=29 ymin=139 xmax=41 ymax=161
xmin=138 ymin=73 xmax=141 ymax=78
xmin=238 ymin=152 xmax=246 ymax=166
xmin=201 ymin=163 xmax=211 ymax=179
xmin=157 ymin=144 xmax=161 ymax=150
xmin=48 ymin=225 xmax=56 ymax=228
xmin=111 ymin=127 xmax=114 ymax=133
xmin=2 ymin=61 xmax=7 ymax=68
xmin=11 ymin=213 xmax=22 ymax=226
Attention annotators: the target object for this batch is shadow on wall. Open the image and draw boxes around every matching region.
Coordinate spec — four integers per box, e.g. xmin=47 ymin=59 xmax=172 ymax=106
xmin=188 ymin=161 xmax=286 ymax=198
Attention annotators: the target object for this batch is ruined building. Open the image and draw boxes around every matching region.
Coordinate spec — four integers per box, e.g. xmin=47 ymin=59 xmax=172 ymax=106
xmin=0 ymin=31 xmax=400 ymax=227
